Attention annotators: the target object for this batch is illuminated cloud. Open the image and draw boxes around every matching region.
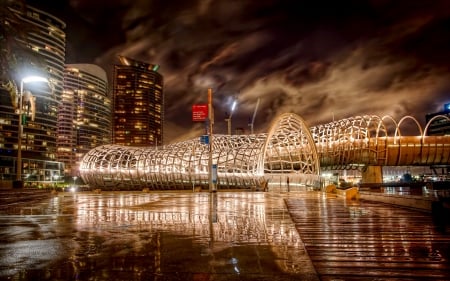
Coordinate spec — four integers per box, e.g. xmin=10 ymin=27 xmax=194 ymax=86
xmin=35 ymin=0 xmax=450 ymax=143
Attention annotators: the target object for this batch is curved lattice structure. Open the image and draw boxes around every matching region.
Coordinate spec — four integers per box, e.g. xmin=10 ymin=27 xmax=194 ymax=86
xmin=80 ymin=113 xmax=320 ymax=190
xmin=79 ymin=113 xmax=450 ymax=190
xmin=263 ymin=113 xmax=320 ymax=186
xmin=312 ymin=115 xmax=391 ymax=170
xmin=312 ymin=114 xmax=450 ymax=169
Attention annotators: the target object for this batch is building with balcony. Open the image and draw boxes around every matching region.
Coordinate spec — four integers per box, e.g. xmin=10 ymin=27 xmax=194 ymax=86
xmin=113 ymin=56 xmax=164 ymax=146
xmin=0 ymin=4 xmax=66 ymax=186
xmin=58 ymin=64 xmax=111 ymax=179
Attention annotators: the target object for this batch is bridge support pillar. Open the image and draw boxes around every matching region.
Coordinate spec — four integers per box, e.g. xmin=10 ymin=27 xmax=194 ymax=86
xmin=361 ymin=165 xmax=383 ymax=184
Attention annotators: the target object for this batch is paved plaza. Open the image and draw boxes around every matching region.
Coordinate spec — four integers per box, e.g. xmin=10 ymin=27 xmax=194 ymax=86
xmin=0 ymin=190 xmax=449 ymax=280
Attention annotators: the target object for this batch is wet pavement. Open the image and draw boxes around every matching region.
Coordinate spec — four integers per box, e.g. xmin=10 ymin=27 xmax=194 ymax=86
xmin=286 ymin=193 xmax=450 ymax=281
xmin=0 ymin=191 xmax=449 ymax=281
xmin=0 ymin=191 xmax=318 ymax=281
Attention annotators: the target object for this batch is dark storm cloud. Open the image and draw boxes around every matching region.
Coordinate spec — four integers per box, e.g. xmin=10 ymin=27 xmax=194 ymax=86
xmin=33 ymin=0 xmax=450 ymax=142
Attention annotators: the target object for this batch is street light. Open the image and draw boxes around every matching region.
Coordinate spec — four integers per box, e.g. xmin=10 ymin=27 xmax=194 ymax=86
xmin=16 ymin=75 xmax=49 ymax=188
xmin=225 ymin=98 xmax=237 ymax=135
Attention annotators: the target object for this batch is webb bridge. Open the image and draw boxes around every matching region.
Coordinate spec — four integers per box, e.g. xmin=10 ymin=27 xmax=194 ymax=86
xmin=79 ymin=113 xmax=450 ymax=190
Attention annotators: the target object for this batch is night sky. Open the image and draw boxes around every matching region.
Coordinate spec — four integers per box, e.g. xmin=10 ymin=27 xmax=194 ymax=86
xmin=28 ymin=0 xmax=450 ymax=143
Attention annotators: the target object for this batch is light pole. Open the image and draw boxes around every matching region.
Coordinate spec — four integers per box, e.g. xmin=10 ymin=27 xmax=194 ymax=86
xmin=16 ymin=76 xmax=49 ymax=188
xmin=225 ymin=98 xmax=237 ymax=135
xmin=207 ymin=88 xmax=216 ymax=192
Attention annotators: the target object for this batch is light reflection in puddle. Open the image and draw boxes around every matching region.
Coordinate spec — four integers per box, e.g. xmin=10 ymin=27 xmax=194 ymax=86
xmin=0 ymin=192 xmax=317 ymax=280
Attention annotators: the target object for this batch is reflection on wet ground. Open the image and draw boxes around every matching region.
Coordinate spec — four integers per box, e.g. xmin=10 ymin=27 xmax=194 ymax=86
xmin=0 ymin=192 xmax=318 ymax=281
xmin=287 ymin=193 xmax=450 ymax=281
xmin=364 ymin=185 xmax=450 ymax=199
xmin=1 ymin=191 xmax=449 ymax=280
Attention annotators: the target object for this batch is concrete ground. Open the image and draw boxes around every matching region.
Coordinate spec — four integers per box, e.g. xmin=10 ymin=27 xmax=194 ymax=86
xmin=0 ymin=190 xmax=449 ymax=280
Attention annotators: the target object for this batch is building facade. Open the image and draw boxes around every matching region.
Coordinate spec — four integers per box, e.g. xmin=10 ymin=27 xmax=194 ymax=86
xmin=113 ymin=56 xmax=164 ymax=146
xmin=425 ymin=103 xmax=450 ymax=136
xmin=0 ymin=4 xmax=66 ymax=186
xmin=58 ymin=64 xmax=111 ymax=179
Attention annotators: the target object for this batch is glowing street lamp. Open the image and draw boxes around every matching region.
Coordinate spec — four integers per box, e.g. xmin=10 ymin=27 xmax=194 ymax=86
xmin=16 ymin=75 xmax=49 ymax=188
xmin=225 ymin=98 xmax=237 ymax=135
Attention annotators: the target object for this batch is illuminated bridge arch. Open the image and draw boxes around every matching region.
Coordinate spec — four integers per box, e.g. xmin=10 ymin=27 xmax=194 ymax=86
xmin=80 ymin=113 xmax=321 ymax=190
xmin=79 ymin=113 xmax=450 ymax=190
xmin=311 ymin=115 xmax=391 ymax=170
xmin=262 ymin=113 xmax=320 ymax=186
xmin=312 ymin=114 xmax=450 ymax=169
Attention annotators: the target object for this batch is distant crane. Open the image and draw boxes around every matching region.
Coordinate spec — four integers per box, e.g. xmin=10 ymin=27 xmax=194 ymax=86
xmin=248 ymin=98 xmax=260 ymax=134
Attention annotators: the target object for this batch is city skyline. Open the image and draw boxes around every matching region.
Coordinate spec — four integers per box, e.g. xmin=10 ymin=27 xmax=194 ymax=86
xmin=28 ymin=0 xmax=450 ymax=142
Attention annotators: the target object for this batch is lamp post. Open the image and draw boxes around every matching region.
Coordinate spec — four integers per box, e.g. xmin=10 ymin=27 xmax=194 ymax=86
xmin=225 ymin=98 xmax=237 ymax=135
xmin=16 ymin=76 xmax=49 ymax=188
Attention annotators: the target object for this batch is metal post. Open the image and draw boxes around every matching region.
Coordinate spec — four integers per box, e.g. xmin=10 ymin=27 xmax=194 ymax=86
xmin=16 ymin=80 xmax=24 ymax=187
xmin=208 ymin=88 xmax=215 ymax=192
xmin=16 ymin=76 xmax=49 ymax=188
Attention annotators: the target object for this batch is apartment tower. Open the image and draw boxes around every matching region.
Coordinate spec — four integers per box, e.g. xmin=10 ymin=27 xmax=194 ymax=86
xmin=113 ymin=56 xmax=163 ymax=146
xmin=0 ymin=4 xmax=66 ymax=186
xmin=58 ymin=64 xmax=111 ymax=178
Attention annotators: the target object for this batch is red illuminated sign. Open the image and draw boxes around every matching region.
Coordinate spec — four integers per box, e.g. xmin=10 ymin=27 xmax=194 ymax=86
xmin=192 ymin=104 xmax=208 ymax=122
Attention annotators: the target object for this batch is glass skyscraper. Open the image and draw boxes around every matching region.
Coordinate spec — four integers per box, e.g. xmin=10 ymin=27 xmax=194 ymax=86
xmin=113 ymin=56 xmax=164 ymax=146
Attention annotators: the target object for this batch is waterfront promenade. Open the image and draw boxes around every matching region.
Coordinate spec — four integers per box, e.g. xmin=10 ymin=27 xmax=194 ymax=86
xmin=0 ymin=190 xmax=449 ymax=280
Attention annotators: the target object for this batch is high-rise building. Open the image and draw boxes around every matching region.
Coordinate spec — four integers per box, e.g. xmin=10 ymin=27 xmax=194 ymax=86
xmin=113 ymin=56 xmax=164 ymax=146
xmin=0 ymin=4 xmax=66 ymax=186
xmin=58 ymin=64 xmax=111 ymax=178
